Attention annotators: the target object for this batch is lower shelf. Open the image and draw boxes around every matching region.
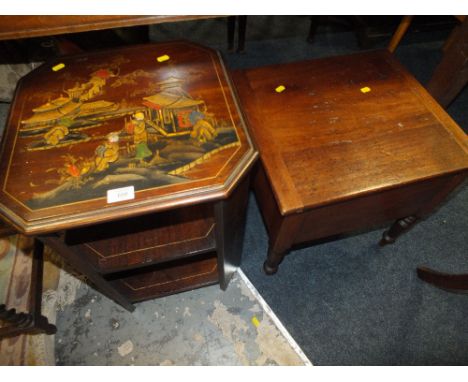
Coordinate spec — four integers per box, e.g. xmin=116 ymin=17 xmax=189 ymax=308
xmin=107 ymin=252 xmax=219 ymax=302
xmin=66 ymin=203 xmax=216 ymax=273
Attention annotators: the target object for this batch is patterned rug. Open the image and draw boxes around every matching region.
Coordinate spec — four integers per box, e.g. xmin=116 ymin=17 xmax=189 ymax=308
xmin=0 ymin=235 xmax=310 ymax=366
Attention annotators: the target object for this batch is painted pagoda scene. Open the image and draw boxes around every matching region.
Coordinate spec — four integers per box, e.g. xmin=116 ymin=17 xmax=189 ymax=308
xmin=17 ymin=65 xmax=240 ymax=209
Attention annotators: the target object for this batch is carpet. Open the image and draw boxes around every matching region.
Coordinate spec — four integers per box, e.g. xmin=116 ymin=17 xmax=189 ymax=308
xmin=0 ymin=236 xmax=310 ymax=366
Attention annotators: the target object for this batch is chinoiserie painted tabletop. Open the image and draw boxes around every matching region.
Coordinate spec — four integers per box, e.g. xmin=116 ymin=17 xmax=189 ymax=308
xmin=0 ymin=41 xmax=257 ymax=234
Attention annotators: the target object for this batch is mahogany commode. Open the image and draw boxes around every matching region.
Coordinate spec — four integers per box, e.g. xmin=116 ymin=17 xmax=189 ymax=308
xmin=0 ymin=41 xmax=257 ymax=311
xmin=233 ymin=50 xmax=468 ymax=274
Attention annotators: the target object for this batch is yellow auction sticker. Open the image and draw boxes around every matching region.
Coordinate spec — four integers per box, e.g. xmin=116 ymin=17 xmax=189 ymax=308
xmin=157 ymin=55 xmax=170 ymax=63
xmin=275 ymin=85 xmax=286 ymax=93
xmin=52 ymin=63 xmax=65 ymax=72
xmin=251 ymin=316 xmax=260 ymax=328
xmin=360 ymin=86 xmax=371 ymax=93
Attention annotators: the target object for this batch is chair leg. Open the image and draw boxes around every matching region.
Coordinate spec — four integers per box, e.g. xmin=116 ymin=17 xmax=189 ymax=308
xmin=351 ymin=16 xmax=372 ymax=49
xmin=307 ymin=16 xmax=321 ymax=43
xmin=379 ymin=215 xmax=418 ymax=246
xmin=0 ymin=238 xmax=57 ymax=339
xmin=388 ymin=15 xmax=414 ymax=53
xmin=237 ymin=16 xmax=247 ymax=53
xmin=227 ymin=16 xmax=236 ymax=51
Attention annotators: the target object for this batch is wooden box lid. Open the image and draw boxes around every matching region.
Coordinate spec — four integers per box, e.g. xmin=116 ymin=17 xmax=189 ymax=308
xmin=233 ymin=50 xmax=468 ymax=215
xmin=0 ymin=41 xmax=257 ymax=234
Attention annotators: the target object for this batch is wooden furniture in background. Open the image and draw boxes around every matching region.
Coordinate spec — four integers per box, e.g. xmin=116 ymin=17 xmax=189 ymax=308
xmin=227 ymin=16 xmax=247 ymax=53
xmin=307 ymin=16 xmax=372 ymax=48
xmin=388 ymin=15 xmax=466 ymax=53
xmin=0 ymin=239 xmax=57 ymax=339
xmin=387 ymin=16 xmax=414 ymax=53
xmin=233 ymin=50 xmax=468 ymax=274
xmin=0 ymin=218 xmax=57 ymax=339
xmin=426 ymin=17 xmax=468 ymax=108
xmin=389 ymin=16 xmax=468 ymax=292
xmin=0 ymin=15 xmax=246 ymax=56
xmin=0 ymin=41 xmax=257 ymax=310
xmin=0 ymin=16 xmax=219 ymax=41
xmin=388 ymin=15 xmax=468 ymax=108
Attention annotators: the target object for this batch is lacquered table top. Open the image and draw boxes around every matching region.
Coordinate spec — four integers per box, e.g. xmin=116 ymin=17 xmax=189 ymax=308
xmin=0 ymin=41 xmax=256 ymax=234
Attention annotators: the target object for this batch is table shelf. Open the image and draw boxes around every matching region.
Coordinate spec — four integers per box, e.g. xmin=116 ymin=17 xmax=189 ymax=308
xmin=66 ymin=204 xmax=216 ymax=274
xmin=107 ymin=252 xmax=219 ymax=302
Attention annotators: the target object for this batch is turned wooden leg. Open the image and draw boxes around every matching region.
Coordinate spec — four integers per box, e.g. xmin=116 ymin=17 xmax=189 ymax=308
xmin=263 ymin=247 xmax=286 ymax=275
xmin=379 ymin=215 xmax=418 ymax=246
xmin=34 ymin=315 xmax=57 ymax=335
xmin=263 ymin=214 xmax=303 ymax=275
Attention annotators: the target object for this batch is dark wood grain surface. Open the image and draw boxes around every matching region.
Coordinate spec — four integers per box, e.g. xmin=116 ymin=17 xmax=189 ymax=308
xmin=0 ymin=41 xmax=256 ymax=234
xmin=233 ymin=50 xmax=467 ymax=274
xmin=233 ymin=50 xmax=468 ymax=215
xmin=0 ymin=16 xmax=219 ymax=41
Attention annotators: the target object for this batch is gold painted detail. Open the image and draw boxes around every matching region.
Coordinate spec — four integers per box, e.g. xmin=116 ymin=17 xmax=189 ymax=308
xmin=8 ymin=53 xmax=244 ymax=213
xmin=84 ymin=223 xmax=215 ymax=259
xmin=28 ymin=134 xmax=92 ymax=152
xmin=145 ymin=120 xmax=190 ymax=137
xmin=168 ymin=142 xmax=240 ymax=176
xmin=122 ymin=263 xmax=218 ymax=291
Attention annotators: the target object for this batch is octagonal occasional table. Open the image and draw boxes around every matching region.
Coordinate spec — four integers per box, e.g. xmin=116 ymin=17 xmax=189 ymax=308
xmin=0 ymin=41 xmax=257 ymax=311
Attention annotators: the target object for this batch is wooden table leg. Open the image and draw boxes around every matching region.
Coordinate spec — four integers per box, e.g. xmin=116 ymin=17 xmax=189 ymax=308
xmin=263 ymin=214 xmax=303 ymax=275
xmin=426 ymin=18 xmax=468 ymax=108
xmin=39 ymin=234 xmax=135 ymax=312
xmin=417 ymin=266 xmax=468 ymax=294
xmin=307 ymin=16 xmax=321 ymax=43
xmin=227 ymin=16 xmax=247 ymax=53
xmin=379 ymin=215 xmax=419 ymax=246
xmin=215 ymin=174 xmax=250 ymax=290
xmin=29 ymin=239 xmax=57 ymax=335
xmin=380 ymin=174 xmax=466 ymax=246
